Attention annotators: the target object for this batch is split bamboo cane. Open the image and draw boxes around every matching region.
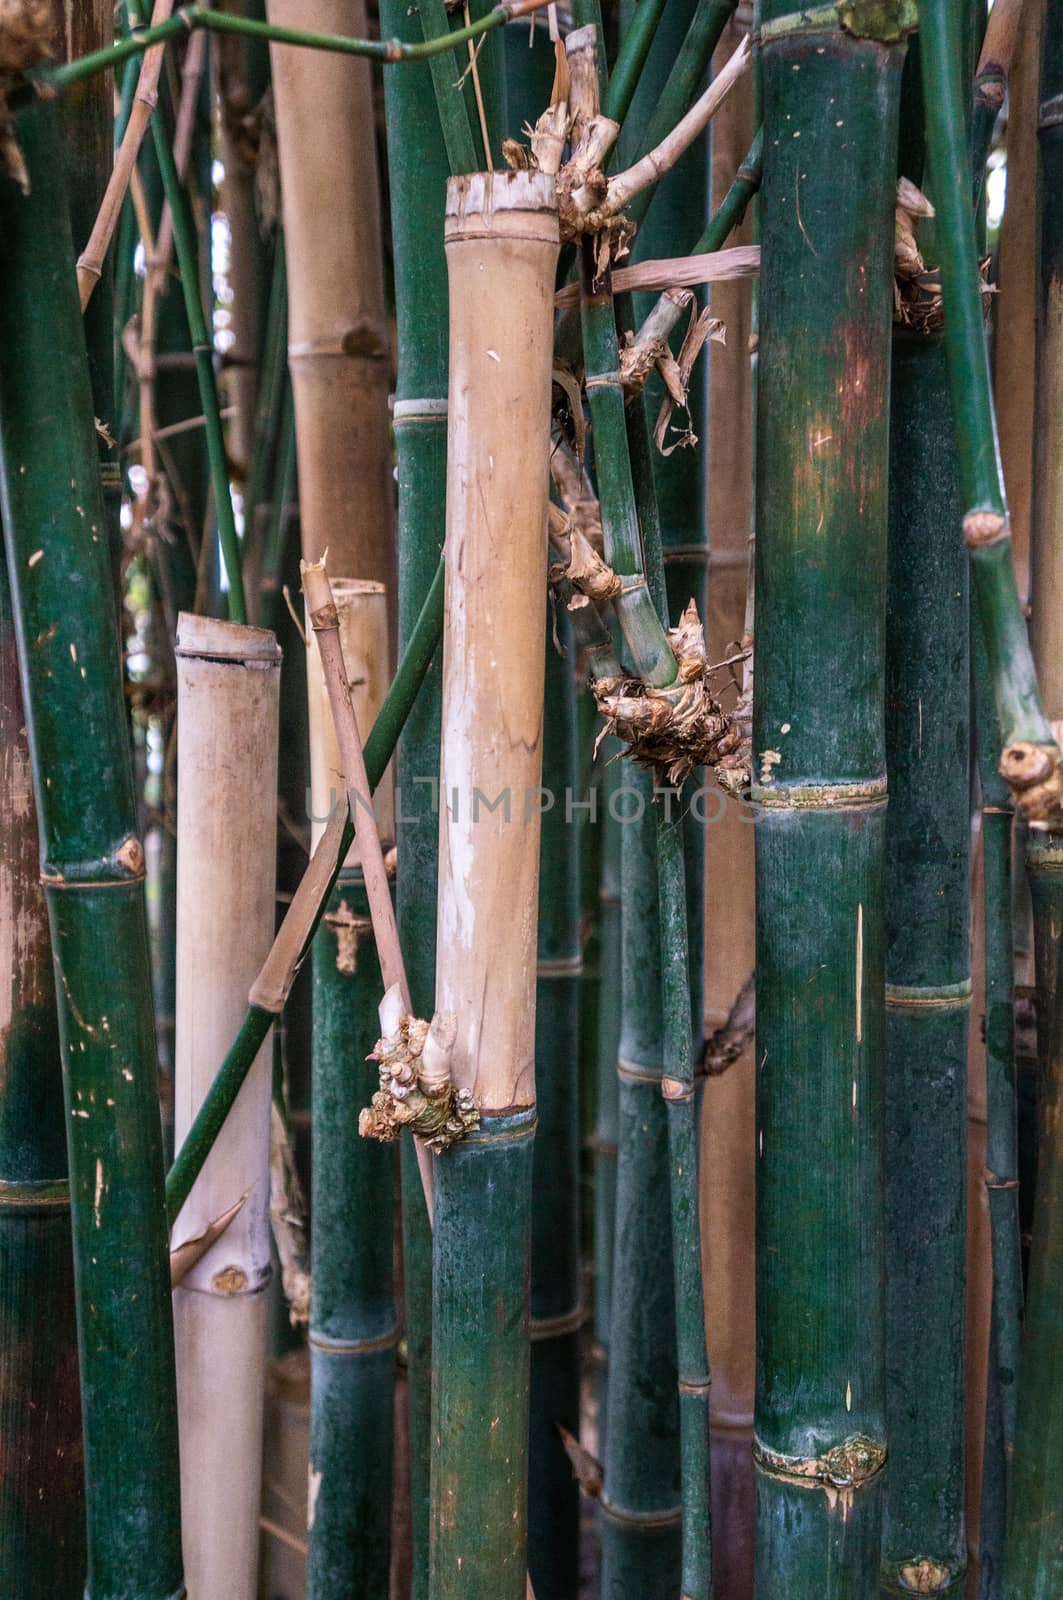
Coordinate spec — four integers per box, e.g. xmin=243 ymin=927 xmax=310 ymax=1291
xmin=430 ymin=168 xmax=558 ymax=1600
xmin=0 ymin=94 xmax=183 ymax=1600
xmin=753 ymin=4 xmax=905 ymax=1593
xmin=304 ymin=580 xmax=396 ymax=1599
xmin=171 ymin=613 xmax=280 ymax=1600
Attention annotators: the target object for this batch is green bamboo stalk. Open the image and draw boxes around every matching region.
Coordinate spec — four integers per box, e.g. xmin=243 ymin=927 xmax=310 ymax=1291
xmin=308 ymin=881 xmax=395 ymax=1597
xmin=881 ymin=331 xmax=970 ymax=1598
xmin=379 ymin=0 xmax=452 ymax=1584
xmin=528 ymin=618 xmax=583 ymax=1600
xmin=148 ymin=111 xmax=248 ymax=622
xmin=0 ymin=547 xmax=84 ymax=1595
xmin=242 ymin=243 xmax=288 ymax=583
xmin=257 ymin=385 xmax=297 ymax=629
xmin=753 ymin=5 xmax=904 ymax=1592
xmin=44 ymin=0 xmax=555 ymax=87
xmin=920 ymin=0 xmax=1063 ymax=819
xmin=602 ymin=0 xmax=666 ymax=125
xmin=592 ymin=761 xmax=621 ymax=1444
xmin=1001 ymin=8 xmax=1063 ymax=1592
xmin=164 ymin=553 xmax=444 ymax=1224
xmin=0 ymin=95 xmax=183 ymax=1600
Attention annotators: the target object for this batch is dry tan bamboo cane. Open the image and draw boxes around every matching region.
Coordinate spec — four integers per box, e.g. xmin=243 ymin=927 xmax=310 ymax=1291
xmin=436 ymin=169 xmax=558 ymax=1112
xmin=171 ymin=612 xmax=281 ymax=1600
xmin=304 ymin=577 xmax=395 ymax=860
xmin=266 ymin=0 xmax=395 ymax=605
xmin=76 ymin=0 xmax=175 ymax=310
xmin=552 ymin=243 xmax=759 ymax=308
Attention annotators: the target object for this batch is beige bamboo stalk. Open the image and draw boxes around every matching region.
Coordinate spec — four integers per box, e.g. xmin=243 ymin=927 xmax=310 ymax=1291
xmin=171 ymin=613 xmax=281 ymax=1600
xmin=435 ymin=170 xmax=559 ymax=1111
xmin=304 ymin=577 xmax=395 ymax=859
xmin=266 ymin=0 xmax=395 ymax=604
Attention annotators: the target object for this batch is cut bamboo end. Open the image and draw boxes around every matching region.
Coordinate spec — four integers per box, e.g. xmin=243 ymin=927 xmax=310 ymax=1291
xmin=172 ymin=612 xmax=280 ymax=1599
xmin=437 ymin=167 xmax=559 ymax=1112
xmin=304 ymin=575 xmax=395 ymax=858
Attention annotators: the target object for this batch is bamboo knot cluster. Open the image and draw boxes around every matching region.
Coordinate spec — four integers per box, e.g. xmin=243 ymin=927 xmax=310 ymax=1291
xmin=894 ymin=178 xmax=992 ymax=336
xmin=359 ymin=986 xmax=478 ymax=1151
xmin=594 ymin=600 xmax=751 ymax=793
xmin=999 ymin=741 xmax=1063 ymax=826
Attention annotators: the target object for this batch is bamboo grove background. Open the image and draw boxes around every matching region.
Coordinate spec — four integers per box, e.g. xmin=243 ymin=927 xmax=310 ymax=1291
xmin=0 ymin=0 xmax=1059 ymax=1596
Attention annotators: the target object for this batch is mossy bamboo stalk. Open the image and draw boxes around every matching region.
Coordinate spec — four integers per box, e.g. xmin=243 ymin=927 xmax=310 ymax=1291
xmin=0 ymin=95 xmax=183 ymax=1600
xmin=1001 ymin=9 xmax=1063 ymax=1592
xmin=881 ymin=331 xmax=970 ymax=1598
xmin=592 ymin=764 xmax=621 ymax=1443
xmin=171 ymin=614 xmax=280 ymax=1600
xmin=430 ymin=168 xmax=558 ymax=1600
xmin=304 ymin=581 xmax=396 ymax=1599
xmin=753 ymin=5 xmax=903 ymax=1592
xmin=0 ymin=550 xmax=84 ymax=1595
xmin=921 ymin=0 xmax=1063 ymax=825
xmin=379 ymin=0 xmax=453 ymax=1585
xmin=163 ymin=554 xmax=444 ymax=1224
xmin=266 ymin=0 xmax=393 ymax=598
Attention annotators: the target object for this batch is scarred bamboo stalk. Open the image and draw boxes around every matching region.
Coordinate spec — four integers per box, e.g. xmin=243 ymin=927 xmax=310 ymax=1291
xmin=171 ymin=613 xmax=281 ymax=1600
xmin=266 ymin=0 xmax=395 ymax=600
xmin=430 ymin=168 xmax=558 ymax=1600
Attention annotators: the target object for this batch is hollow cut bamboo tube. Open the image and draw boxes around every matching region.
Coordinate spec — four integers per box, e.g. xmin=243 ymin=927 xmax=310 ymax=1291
xmin=303 ymin=576 xmax=396 ymax=1599
xmin=172 ymin=612 xmax=281 ymax=1600
xmin=430 ymin=169 xmax=558 ymax=1600
xmin=266 ymin=0 xmax=395 ymax=601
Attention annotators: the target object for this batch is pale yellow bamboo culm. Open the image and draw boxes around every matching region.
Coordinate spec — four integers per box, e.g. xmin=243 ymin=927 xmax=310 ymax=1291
xmin=171 ymin=614 xmax=281 ymax=1600
xmin=435 ymin=170 xmax=559 ymax=1112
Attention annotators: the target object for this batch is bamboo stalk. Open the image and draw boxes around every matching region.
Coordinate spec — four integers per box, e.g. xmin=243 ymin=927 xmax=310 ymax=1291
xmin=163 ymin=555 xmax=445 ymax=1224
xmin=1001 ymin=9 xmax=1063 ymax=1593
xmin=304 ymin=580 xmax=396 ymax=1598
xmin=266 ymin=0 xmax=394 ymax=607
xmin=920 ymin=0 xmax=1063 ymax=826
xmin=0 ymin=95 xmax=183 ymax=1599
xmin=972 ymin=0 xmax=1025 ymax=191
xmin=171 ymin=614 xmax=280 ymax=1600
xmin=0 ymin=556 xmax=84 ymax=1593
xmin=378 ymin=2 xmax=453 ymax=1582
xmin=752 ymin=4 xmax=902 ymax=1591
xmin=881 ymin=331 xmax=970 ymax=1598
xmin=430 ymin=168 xmax=558 ymax=1600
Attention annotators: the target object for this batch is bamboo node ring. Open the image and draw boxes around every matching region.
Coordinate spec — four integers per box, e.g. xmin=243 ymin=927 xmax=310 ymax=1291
xmin=360 ymin=1005 xmax=479 ymax=1152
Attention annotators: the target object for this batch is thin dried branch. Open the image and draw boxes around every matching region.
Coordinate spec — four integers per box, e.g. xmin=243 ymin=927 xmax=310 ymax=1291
xmin=169 ymin=1192 xmax=247 ymax=1287
xmin=553 ymin=243 xmax=759 ymax=309
xmin=974 ymin=0 xmax=1024 ymax=111
xmin=77 ymin=0 xmax=177 ymax=310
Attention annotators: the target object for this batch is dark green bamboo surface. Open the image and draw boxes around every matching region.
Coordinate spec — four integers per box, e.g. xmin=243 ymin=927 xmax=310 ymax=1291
xmin=593 ymin=766 xmax=622 ymax=1445
xmin=1004 ymin=829 xmax=1063 ymax=1600
xmin=882 ymin=335 xmax=970 ymax=1599
xmin=0 ymin=547 xmax=84 ymax=1596
xmin=529 ymin=615 xmax=583 ymax=1600
xmin=0 ymin=99 xmax=183 ymax=1600
xmin=429 ymin=1109 xmax=536 ymax=1600
xmin=307 ymin=878 xmax=396 ymax=1599
xmin=600 ymin=767 xmax=681 ymax=1600
xmin=380 ymin=1 xmax=452 ymax=1586
xmin=753 ymin=7 xmax=903 ymax=1593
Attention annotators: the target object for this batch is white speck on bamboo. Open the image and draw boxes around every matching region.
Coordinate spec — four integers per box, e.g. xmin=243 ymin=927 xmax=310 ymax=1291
xmin=172 ymin=612 xmax=281 ymax=1600
xmin=436 ymin=170 xmax=559 ymax=1110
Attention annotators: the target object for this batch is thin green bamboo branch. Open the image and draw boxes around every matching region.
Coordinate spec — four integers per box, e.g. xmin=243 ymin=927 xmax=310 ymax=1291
xmin=602 ymin=0 xmax=667 ymax=124
xmin=164 ymin=553 xmax=444 ymax=1224
xmin=149 ymin=111 xmax=248 ymax=622
xmin=920 ymin=0 xmax=1063 ymax=821
xmin=415 ymin=0 xmax=480 ymax=178
xmin=43 ymin=0 xmax=555 ymax=88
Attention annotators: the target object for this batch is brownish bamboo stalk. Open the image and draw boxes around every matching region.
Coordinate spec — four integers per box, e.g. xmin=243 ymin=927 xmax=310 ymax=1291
xmin=266 ymin=0 xmax=395 ymax=604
